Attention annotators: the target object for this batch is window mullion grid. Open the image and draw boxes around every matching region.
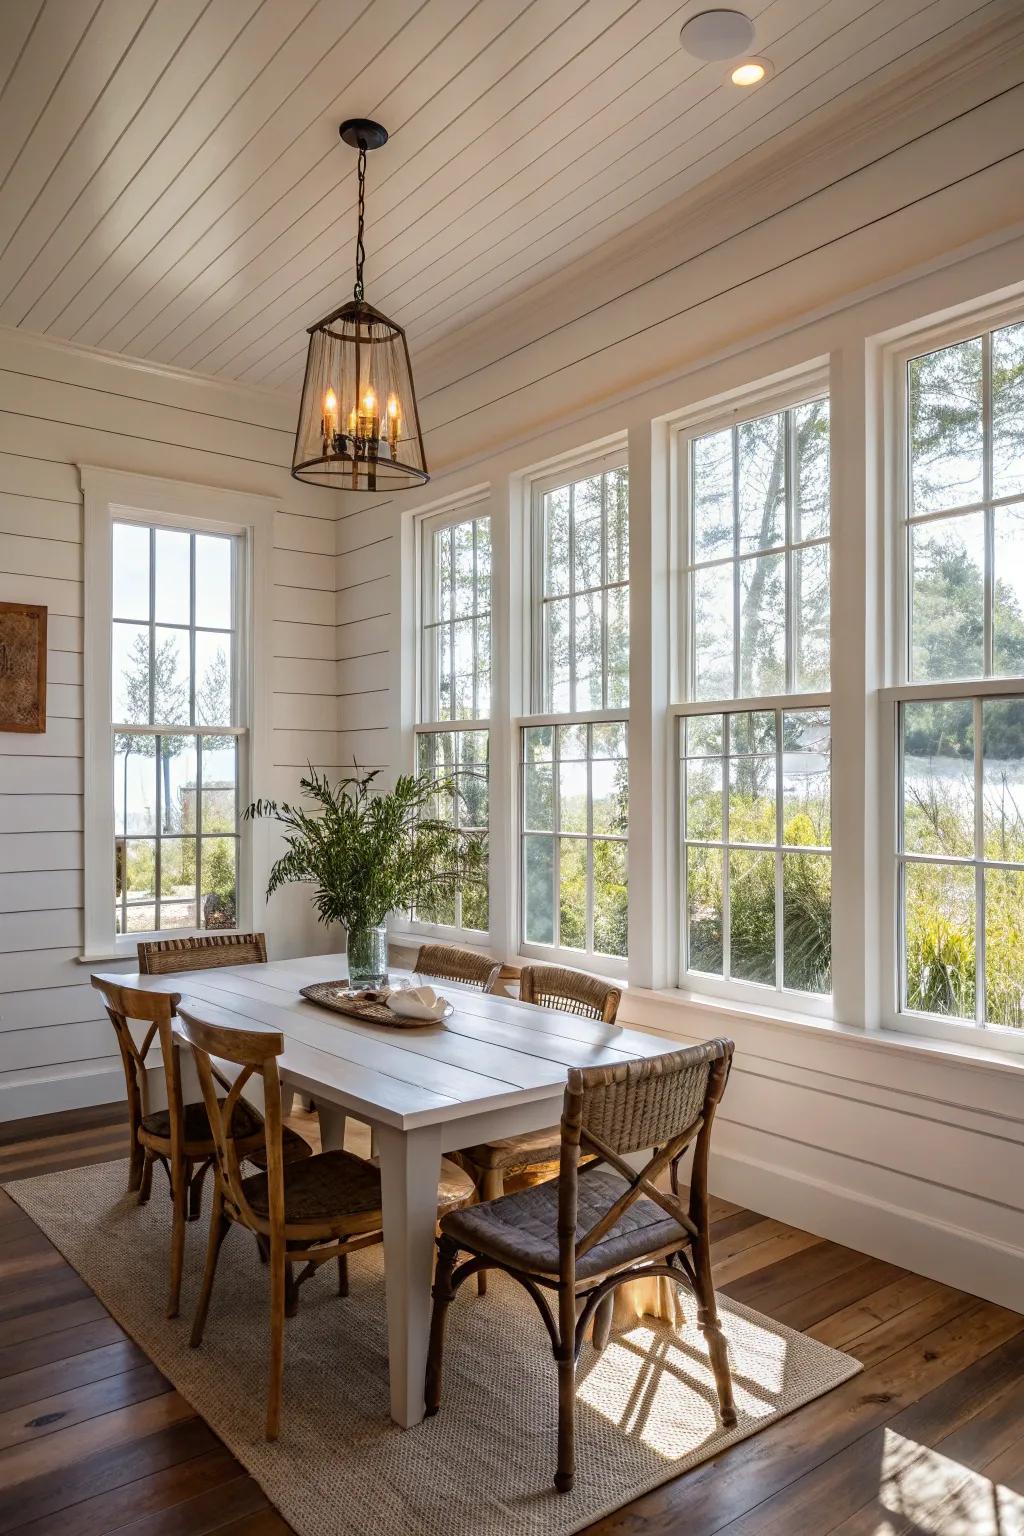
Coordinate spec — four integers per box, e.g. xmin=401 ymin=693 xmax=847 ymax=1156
xmin=568 ymin=483 xmax=577 ymax=714
xmin=196 ymin=728 xmax=204 ymax=931
xmin=774 ymin=706 xmax=784 ymax=990
xmin=586 ymin=724 xmax=595 ymax=956
xmin=453 ymin=736 xmax=463 ymax=930
xmin=732 ymin=428 xmax=741 ymax=697
xmin=974 ymin=695 xmax=985 ymax=1026
xmin=722 ymin=712 xmax=732 ymax=981
xmin=552 ymin=727 xmax=562 ymax=949
xmin=982 ymin=330 xmax=994 ymax=680
xmin=448 ymin=528 xmax=456 ymax=723
xmin=785 ymin=408 xmax=797 ymax=694
xmin=471 ymin=521 xmax=479 ymax=720
xmin=600 ymin=473 xmax=609 ymax=711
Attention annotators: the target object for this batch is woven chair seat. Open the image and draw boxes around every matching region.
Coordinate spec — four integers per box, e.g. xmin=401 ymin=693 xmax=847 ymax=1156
xmin=140 ymin=1100 xmax=312 ymax=1169
xmin=441 ymin=1166 xmax=688 ymax=1281
xmin=242 ymin=1149 xmax=382 ymax=1226
xmin=455 ymin=1126 xmax=562 ymax=1173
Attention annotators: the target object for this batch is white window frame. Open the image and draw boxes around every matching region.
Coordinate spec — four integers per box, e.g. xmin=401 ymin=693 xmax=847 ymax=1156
xmin=881 ymin=297 xmax=1024 ymax=1052
xmin=518 ymin=446 xmax=630 ymax=978
xmin=672 ymin=371 xmax=833 ymax=1013
xmin=405 ymin=498 xmax=493 ymax=945
xmin=80 ymin=467 xmax=273 ymax=962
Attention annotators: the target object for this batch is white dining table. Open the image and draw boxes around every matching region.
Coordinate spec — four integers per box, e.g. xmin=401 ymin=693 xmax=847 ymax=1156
xmin=107 ymin=951 xmax=679 ymax=1428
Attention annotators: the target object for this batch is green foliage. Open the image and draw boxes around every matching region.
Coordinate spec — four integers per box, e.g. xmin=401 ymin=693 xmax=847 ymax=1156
xmin=244 ymin=765 xmax=487 ymax=932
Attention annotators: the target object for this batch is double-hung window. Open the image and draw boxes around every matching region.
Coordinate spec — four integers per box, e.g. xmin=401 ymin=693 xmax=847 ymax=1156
xmin=678 ymin=389 xmax=833 ymax=1001
xmin=81 ymin=468 xmax=271 ymax=961
xmin=521 ymin=456 xmax=629 ymax=970
xmin=891 ymin=317 xmax=1024 ymax=1033
xmin=413 ymin=506 xmax=491 ymax=934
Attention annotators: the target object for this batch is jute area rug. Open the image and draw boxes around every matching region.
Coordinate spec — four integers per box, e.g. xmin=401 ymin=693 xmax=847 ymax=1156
xmin=6 ymin=1160 xmax=861 ymax=1536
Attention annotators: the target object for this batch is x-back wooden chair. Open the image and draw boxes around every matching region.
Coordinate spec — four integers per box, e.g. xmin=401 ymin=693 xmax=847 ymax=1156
xmin=91 ymin=975 xmax=297 ymax=1319
xmin=426 ymin=1037 xmax=736 ymax=1494
xmin=178 ymin=1002 xmax=386 ymax=1440
xmin=452 ymin=963 xmax=622 ymax=1295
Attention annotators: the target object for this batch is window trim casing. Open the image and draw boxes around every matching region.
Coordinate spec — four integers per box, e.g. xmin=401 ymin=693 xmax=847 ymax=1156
xmin=80 ymin=466 xmax=274 ymax=962
xmin=880 ymin=297 xmax=1024 ymax=1055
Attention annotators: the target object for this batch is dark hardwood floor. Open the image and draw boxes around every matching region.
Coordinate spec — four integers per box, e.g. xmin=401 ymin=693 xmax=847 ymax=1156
xmin=1 ymin=1103 xmax=1022 ymax=1535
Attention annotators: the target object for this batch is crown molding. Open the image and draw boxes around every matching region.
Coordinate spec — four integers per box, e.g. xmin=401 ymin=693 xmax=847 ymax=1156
xmin=0 ymin=322 xmax=295 ymax=409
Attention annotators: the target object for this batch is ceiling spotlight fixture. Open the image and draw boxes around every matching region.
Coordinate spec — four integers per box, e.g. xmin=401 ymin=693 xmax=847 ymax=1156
xmin=679 ymin=8 xmax=755 ymax=61
xmin=731 ymin=58 xmax=771 ymax=85
xmin=291 ymin=119 xmax=428 ymax=492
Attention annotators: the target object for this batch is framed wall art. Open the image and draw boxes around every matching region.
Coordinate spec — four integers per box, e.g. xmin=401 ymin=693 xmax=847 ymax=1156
xmin=0 ymin=601 xmax=47 ymax=733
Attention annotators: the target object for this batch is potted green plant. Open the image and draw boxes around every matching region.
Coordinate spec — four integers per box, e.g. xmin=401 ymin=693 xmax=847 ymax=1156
xmin=244 ymin=765 xmax=486 ymax=985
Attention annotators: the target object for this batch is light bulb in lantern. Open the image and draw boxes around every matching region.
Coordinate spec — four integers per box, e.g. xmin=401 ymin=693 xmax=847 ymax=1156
xmin=356 ymin=387 xmax=379 ymax=441
xmin=387 ymin=393 xmax=401 ymax=456
xmin=321 ymin=387 xmax=339 ymax=443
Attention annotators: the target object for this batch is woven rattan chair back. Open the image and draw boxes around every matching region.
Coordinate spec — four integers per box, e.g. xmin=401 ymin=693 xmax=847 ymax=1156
xmin=415 ymin=943 xmax=501 ymax=992
xmin=559 ymin=1039 xmax=734 ymax=1280
xmin=519 ymin=964 xmax=621 ymax=1022
xmin=91 ymin=975 xmax=183 ymax=1152
xmin=137 ymin=932 xmax=268 ymax=975
xmin=175 ymin=1006 xmax=283 ymax=1237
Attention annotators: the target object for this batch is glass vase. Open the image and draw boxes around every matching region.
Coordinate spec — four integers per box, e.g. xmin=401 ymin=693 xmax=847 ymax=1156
xmin=346 ymin=924 xmax=388 ymax=988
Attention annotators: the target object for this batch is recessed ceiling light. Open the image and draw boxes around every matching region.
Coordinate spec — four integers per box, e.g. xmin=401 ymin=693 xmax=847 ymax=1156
xmin=731 ymin=58 xmax=771 ymax=86
xmin=679 ymin=9 xmax=756 ymax=62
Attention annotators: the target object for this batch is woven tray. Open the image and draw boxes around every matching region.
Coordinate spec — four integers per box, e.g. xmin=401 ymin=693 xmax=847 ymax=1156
xmin=299 ymin=981 xmax=449 ymax=1028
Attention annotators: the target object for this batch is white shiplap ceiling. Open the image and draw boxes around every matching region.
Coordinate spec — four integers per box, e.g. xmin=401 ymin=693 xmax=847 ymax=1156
xmin=0 ymin=0 xmax=1007 ymax=394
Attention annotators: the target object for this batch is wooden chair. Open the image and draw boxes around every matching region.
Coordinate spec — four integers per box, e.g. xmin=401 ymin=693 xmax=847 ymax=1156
xmin=414 ymin=942 xmax=502 ymax=992
xmin=426 ymin=1037 xmax=736 ymax=1494
xmin=178 ymin=1003 xmax=386 ymax=1440
xmin=92 ymin=976 xmax=310 ymax=1319
xmin=452 ymin=964 xmax=622 ymax=1294
xmin=137 ymin=932 xmax=268 ymax=974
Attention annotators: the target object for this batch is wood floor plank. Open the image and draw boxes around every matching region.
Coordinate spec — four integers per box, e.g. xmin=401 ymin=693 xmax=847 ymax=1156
xmin=0 ymin=1295 xmax=108 ymax=1350
xmin=0 ymin=1315 xmax=128 ymax=1381
xmin=0 ymin=1338 xmax=147 ymax=1412
xmin=0 ymin=1360 xmax=169 ymax=1450
xmin=711 ymin=1225 xmax=823 ymax=1287
xmin=807 ymin=1273 xmax=948 ymax=1350
xmin=768 ymin=1258 xmax=908 ymax=1332
xmin=8 ymin=1447 xmax=250 ymax=1536
xmin=0 ymin=1416 xmax=219 ymax=1534
xmin=99 ymin=1475 xmax=272 ymax=1536
xmin=0 ymin=1388 xmax=195 ymax=1492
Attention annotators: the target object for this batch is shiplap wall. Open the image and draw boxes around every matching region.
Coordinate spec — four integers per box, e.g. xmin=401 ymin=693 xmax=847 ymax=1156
xmin=335 ymin=499 xmax=398 ymax=780
xmin=0 ymin=329 xmax=342 ymax=1119
xmin=348 ymin=45 xmax=1024 ymax=1307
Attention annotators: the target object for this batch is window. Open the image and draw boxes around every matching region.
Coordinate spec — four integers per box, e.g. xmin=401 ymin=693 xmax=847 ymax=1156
xmin=521 ymin=455 xmax=629 ymax=971
xmin=112 ymin=523 xmax=242 ymax=936
xmin=892 ymin=318 xmax=1024 ymax=1034
xmin=688 ymin=399 xmax=829 ymax=699
xmin=421 ymin=511 xmax=490 ymax=722
xmin=681 ymin=708 xmax=831 ymax=993
xmin=412 ymin=505 xmax=492 ymax=937
xmin=521 ymin=721 xmax=628 ymax=962
xmin=678 ymin=389 xmax=831 ymax=1001
xmin=534 ymin=462 xmax=629 ymax=711
xmin=81 ymin=467 xmax=272 ymax=961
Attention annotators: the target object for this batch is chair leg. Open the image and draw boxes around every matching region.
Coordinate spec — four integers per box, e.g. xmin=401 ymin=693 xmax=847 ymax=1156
xmin=591 ymin=1293 xmax=614 ymax=1353
xmin=267 ymin=1237 xmax=287 ymax=1441
xmin=138 ymin=1149 xmax=155 ymax=1205
xmin=424 ymin=1237 xmax=459 ymax=1416
xmin=284 ymin=1262 xmax=299 ymax=1319
xmin=167 ymin=1156 xmax=188 ymax=1320
xmin=188 ymin=1157 xmax=210 ymax=1222
xmin=691 ymin=1238 xmax=736 ymax=1428
xmin=475 ymin=1167 xmax=503 ymax=1297
xmin=555 ymin=1283 xmax=577 ymax=1494
xmin=190 ymin=1185 xmax=229 ymax=1349
xmin=336 ymin=1252 xmax=349 ymax=1297
xmin=127 ymin=1132 xmax=145 ymax=1194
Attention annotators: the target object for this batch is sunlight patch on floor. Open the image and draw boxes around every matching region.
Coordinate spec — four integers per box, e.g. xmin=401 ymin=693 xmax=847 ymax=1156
xmin=880 ymin=1429 xmax=1024 ymax=1536
xmin=576 ymin=1310 xmax=789 ymax=1459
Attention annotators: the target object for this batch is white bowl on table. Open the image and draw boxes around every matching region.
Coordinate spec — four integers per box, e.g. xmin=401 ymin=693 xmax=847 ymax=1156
xmin=385 ymin=984 xmax=451 ymax=1022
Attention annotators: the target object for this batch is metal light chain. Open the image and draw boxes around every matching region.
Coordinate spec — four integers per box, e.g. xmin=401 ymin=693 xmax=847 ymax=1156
xmin=353 ymin=141 xmax=367 ymax=303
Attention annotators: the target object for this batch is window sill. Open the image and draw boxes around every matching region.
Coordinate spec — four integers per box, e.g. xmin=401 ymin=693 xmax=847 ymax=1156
xmin=79 ymin=930 xmax=247 ymax=965
xmin=628 ymin=987 xmax=1024 ymax=1080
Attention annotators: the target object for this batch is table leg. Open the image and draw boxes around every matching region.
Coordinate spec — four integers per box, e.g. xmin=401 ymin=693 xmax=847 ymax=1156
xmin=316 ymin=1102 xmax=347 ymax=1152
xmin=376 ymin=1122 xmax=443 ymax=1428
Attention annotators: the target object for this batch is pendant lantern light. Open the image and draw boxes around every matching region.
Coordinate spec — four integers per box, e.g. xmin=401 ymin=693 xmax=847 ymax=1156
xmin=291 ymin=120 xmax=428 ymax=491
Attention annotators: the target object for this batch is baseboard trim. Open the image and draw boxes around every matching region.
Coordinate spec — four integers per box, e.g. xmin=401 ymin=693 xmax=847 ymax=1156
xmin=711 ymin=1146 xmax=1024 ymax=1312
xmin=0 ymin=1065 xmax=126 ymax=1123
